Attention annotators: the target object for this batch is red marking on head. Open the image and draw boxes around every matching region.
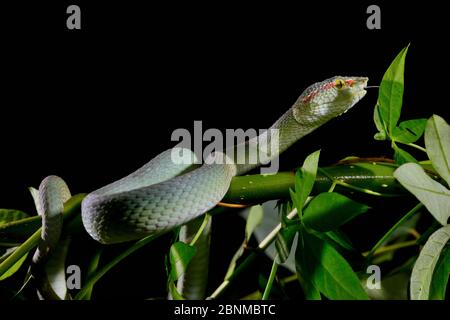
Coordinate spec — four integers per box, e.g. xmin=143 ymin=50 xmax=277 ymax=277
xmin=302 ymin=82 xmax=335 ymax=104
xmin=324 ymin=82 xmax=335 ymax=89
xmin=345 ymin=79 xmax=354 ymax=86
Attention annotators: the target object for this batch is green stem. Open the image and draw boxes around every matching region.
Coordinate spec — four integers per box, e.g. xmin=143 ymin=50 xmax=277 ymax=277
xmin=0 ymin=164 xmax=405 ymax=242
xmin=396 ymin=141 xmax=427 ymax=153
xmin=335 ymin=180 xmax=394 ymax=196
xmin=223 ymin=172 xmax=295 ymax=203
xmin=82 ymin=248 xmax=103 ymax=300
xmin=0 ymin=194 xmax=85 ymax=278
xmin=189 ymin=214 xmax=210 ymax=247
xmin=0 ymin=228 xmax=41 ymax=277
xmin=75 ymin=234 xmax=158 ymax=300
xmin=280 ymin=274 xmax=298 ymax=285
xmin=328 ymin=180 xmax=337 ymax=192
xmin=365 ymin=240 xmax=418 ymax=257
xmin=365 ymin=203 xmax=423 ymax=260
xmin=262 ymin=260 xmax=279 ymax=300
xmin=318 ymin=168 xmax=398 ymax=197
xmin=208 ymin=251 xmax=257 ymax=300
xmin=208 ymin=208 xmax=298 ymax=299
xmin=222 ymin=162 xmax=406 ymax=204
xmin=0 ymin=242 xmax=21 ymax=247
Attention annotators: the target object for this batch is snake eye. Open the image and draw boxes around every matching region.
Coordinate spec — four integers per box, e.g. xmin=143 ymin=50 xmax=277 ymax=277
xmin=335 ymin=79 xmax=345 ymax=89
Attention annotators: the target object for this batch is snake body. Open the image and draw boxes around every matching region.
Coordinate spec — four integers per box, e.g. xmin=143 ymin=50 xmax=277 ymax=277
xmin=79 ymin=76 xmax=368 ymax=244
xmin=33 ymin=76 xmax=368 ymax=298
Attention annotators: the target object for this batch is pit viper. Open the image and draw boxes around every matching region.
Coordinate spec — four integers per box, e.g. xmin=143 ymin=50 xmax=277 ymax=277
xmin=33 ymin=76 xmax=368 ymax=298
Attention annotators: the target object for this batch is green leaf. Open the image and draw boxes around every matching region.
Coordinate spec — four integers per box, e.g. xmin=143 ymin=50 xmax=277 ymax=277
xmin=289 ymin=188 xmax=302 ymax=216
xmin=322 ymin=229 xmax=356 ymax=253
xmin=169 ymin=242 xmax=197 ymax=281
xmin=295 ymin=262 xmax=321 ymax=300
xmin=291 ymin=150 xmax=321 ymax=213
xmin=429 ymin=244 xmax=450 ymax=300
xmin=376 ymin=45 xmax=409 ymax=136
xmin=298 ymin=150 xmax=321 ymax=204
xmin=392 ymin=118 xmax=427 ymax=143
xmin=82 ymin=248 xmax=102 ymax=300
xmin=410 ymin=224 xmax=450 ymax=300
xmin=29 ymin=187 xmax=43 ymax=216
xmin=168 ymin=279 xmax=185 ymax=300
xmin=0 ymin=215 xmax=41 ymax=241
xmin=224 ymin=245 xmax=245 ymax=280
xmin=245 ymin=205 xmax=264 ymax=242
xmin=393 ymin=144 xmax=418 ymax=165
xmin=303 ymin=193 xmax=370 ymax=232
xmin=0 ymin=251 xmax=28 ymax=281
xmin=378 ymin=80 xmax=404 ymax=130
xmin=275 ymin=225 xmax=299 ymax=263
xmin=373 ymin=103 xmax=388 ymax=140
xmin=0 ymin=209 xmax=29 ymax=225
xmin=394 ymin=163 xmax=450 ymax=226
xmin=425 ymin=115 xmax=450 ymax=186
xmin=295 ymin=229 xmax=321 ymax=300
xmin=296 ymin=227 xmax=369 ymax=300
xmin=0 ymin=247 xmax=15 ymax=262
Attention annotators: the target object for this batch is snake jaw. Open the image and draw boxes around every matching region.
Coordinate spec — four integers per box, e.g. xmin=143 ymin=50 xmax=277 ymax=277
xmin=338 ymin=77 xmax=368 ymax=114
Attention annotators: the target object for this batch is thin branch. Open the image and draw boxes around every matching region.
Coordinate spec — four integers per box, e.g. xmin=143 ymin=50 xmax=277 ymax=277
xmin=365 ymin=203 xmax=423 ymax=260
xmin=262 ymin=260 xmax=279 ymax=300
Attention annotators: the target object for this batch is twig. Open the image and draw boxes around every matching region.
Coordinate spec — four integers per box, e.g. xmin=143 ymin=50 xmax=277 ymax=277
xmin=365 ymin=203 xmax=423 ymax=260
xmin=207 ymin=208 xmax=298 ymax=299
xmin=262 ymin=260 xmax=279 ymax=300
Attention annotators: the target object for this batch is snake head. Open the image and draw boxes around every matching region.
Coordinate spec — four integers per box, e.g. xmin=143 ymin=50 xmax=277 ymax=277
xmin=293 ymin=76 xmax=369 ymax=125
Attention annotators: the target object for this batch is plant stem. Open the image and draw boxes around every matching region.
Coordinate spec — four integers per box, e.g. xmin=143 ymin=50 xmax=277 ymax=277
xmin=222 ymin=162 xmax=406 ymax=204
xmin=365 ymin=203 xmax=423 ymax=260
xmin=0 ymin=242 xmax=21 ymax=247
xmin=328 ymin=180 xmax=337 ymax=193
xmin=258 ymin=209 xmax=298 ymax=249
xmin=396 ymin=141 xmax=427 ymax=153
xmin=0 ymin=228 xmax=41 ymax=277
xmin=262 ymin=260 xmax=278 ymax=300
xmin=0 ymin=194 xmax=85 ymax=278
xmin=208 ymin=251 xmax=257 ymax=300
xmin=364 ymin=240 xmax=418 ymax=257
xmin=189 ymin=214 xmax=210 ymax=247
xmin=75 ymin=234 xmax=158 ymax=300
xmin=208 ymin=208 xmax=298 ymax=299
xmin=334 ymin=180 xmax=393 ymax=196
xmin=280 ymin=274 xmax=298 ymax=285
xmin=82 ymin=248 xmax=103 ymax=300
xmin=318 ymin=168 xmax=398 ymax=197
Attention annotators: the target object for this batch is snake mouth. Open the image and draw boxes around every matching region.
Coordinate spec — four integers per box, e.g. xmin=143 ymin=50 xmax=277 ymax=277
xmin=354 ymin=76 xmax=369 ymax=91
xmin=352 ymin=76 xmax=369 ymax=102
xmin=337 ymin=77 xmax=369 ymax=116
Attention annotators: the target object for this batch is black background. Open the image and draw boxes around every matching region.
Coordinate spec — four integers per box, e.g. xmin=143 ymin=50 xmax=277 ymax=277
xmin=1 ymin=0 xmax=449 ymax=303
xmin=1 ymin=1 xmax=448 ymax=211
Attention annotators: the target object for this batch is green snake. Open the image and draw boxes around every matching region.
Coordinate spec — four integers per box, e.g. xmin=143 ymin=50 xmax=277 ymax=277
xmin=32 ymin=76 xmax=368 ymax=298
